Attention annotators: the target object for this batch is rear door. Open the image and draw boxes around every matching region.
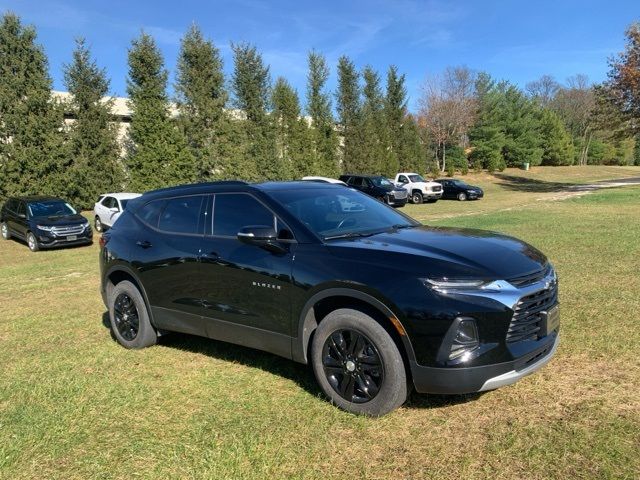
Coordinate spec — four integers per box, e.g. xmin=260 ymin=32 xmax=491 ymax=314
xmin=15 ymin=201 xmax=28 ymax=238
xmin=132 ymin=195 xmax=209 ymax=336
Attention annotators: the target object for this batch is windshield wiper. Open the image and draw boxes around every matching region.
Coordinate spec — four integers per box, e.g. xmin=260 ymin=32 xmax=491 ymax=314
xmin=388 ymin=223 xmax=415 ymax=231
xmin=324 ymin=231 xmax=378 ymax=241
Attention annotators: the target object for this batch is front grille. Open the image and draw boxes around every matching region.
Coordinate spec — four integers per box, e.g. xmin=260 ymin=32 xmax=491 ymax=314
xmin=507 ymin=283 xmax=558 ymax=343
xmin=432 ymin=185 xmax=442 ymax=192
xmin=52 ymin=224 xmax=85 ymax=236
xmin=508 ymin=264 xmax=552 ymax=287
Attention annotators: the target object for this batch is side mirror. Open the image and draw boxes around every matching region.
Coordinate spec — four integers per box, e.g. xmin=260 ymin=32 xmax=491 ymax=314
xmin=237 ymin=226 xmax=286 ymax=253
xmin=110 ymin=207 xmax=120 ymax=212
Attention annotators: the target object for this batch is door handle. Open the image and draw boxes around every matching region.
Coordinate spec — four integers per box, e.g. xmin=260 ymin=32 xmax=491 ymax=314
xmin=136 ymin=240 xmax=152 ymax=249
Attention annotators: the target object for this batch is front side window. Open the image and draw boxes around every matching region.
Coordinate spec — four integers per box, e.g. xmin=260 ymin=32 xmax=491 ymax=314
xmin=370 ymin=177 xmax=393 ymax=187
xmin=268 ymin=188 xmax=417 ymax=240
xmin=213 ymin=194 xmax=275 ymax=237
xmin=27 ymin=200 xmax=76 ymax=218
xmin=158 ymin=196 xmax=204 ymax=235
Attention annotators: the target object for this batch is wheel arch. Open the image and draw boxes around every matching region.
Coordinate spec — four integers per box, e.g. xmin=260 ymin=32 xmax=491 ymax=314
xmin=293 ymin=288 xmax=417 ymax=371
xmin=104 ymin=265 xmax=156 ymax=327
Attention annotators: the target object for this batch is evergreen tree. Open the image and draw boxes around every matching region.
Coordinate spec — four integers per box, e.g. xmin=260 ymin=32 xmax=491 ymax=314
xmin=336 ymin=56 xmax=362 ymax=173
xmin=306 ymin=51 xmax=339 ymax=177
xmin=538 ymin=108 xmax=574 ymax=165
xmin=175 ymin=24 xmax=234 ymax=180
xmin=126 ymin=32 xmax=194 ymax=191
xmin=231 ymin=43 xmax=280 ymax=180
xmin=469 ymin=74 xmax=505 ymax=171
xmin=272 ymin=77 xmax=311 ymax=178
xmin=361 ymin=65 xmax=398 ymax=176
xmin=0 ymin=13 xmax=67 ymax=200
xmin=385 ymin=66 xmax=425 ymax=173
xmin=63 ymin=38 xmax=122 ymax=208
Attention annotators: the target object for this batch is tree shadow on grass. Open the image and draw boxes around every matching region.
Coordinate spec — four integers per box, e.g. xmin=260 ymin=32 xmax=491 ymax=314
xmin=492 ymin=174 xmax=575 ymax=193
xmin=101 ymin=311 xmax=486 ymax=411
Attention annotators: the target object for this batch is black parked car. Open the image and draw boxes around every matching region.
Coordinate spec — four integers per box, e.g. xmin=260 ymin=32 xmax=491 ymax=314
xmin=436 ymin=179 xmax=484 ymax=201
xmin=100 ymin=181 xmax=559 ymax=416
xmin=1 ymin=196 xmax=92 ymax=252
xmin=339 ymin=174 xmax=408 ymax=207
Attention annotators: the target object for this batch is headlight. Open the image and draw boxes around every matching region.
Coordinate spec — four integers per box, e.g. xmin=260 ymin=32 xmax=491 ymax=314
xmin=424 ymin=278 xmax=490 ymax=292
xmin=36 ymin=225 xmax=54 ymax=231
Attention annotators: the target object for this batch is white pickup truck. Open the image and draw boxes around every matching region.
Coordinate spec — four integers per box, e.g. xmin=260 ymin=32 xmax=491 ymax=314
xmin=394 ymin=173 xmax=443 ymax=204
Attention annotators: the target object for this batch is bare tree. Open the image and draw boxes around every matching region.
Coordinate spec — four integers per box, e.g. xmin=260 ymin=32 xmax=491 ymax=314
xmin=418 ymin=66 xmax=476 ymax=172
xmin=552 ymin=74 xmax=595 ymax=165
xmin=526 ymin=74 xmax=560 ymax=107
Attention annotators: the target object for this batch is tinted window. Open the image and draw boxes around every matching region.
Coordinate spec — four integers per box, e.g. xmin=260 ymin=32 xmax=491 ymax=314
xmin=4 ymin=200 xmax=16 ymax=212
xmin=120 ymin=199 xmax=131 ymax=210
xmin=137 ymin=199 xmax=165 ymax=228
xmin=370 ymin=177 xmax=393 ymax=187
xmin=158 ymin=196 xmax=204 ymax=234
xmin=214 ymin=194 xmax=275 ymax=237
xmin=103 ymin=197 xmax=117 ymax=209
xmin=16 ymin=202 xmax=26 ymax=216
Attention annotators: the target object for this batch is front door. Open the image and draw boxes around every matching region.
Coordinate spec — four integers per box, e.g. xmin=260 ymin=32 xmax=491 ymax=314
xmin=198 ymin=193 xmax=295 ymax=340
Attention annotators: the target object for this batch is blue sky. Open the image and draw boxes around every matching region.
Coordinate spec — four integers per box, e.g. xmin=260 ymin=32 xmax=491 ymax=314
xmin=1 ymin=0 xmax=637 ymax=111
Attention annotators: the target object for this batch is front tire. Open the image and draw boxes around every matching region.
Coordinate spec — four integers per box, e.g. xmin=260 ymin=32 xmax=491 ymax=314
xmin=411 ymin=192 xmax=423 ymax=204
xmin=311 ymin=308 xmax=407 ymax=416
xmin=109 ymin=280 xmax=157 ymax=349
xmin=457 ymin=192 xmax=467 ymax=201
xmin=95 ymin=216 xmax=103 ymax=233
xmin=1 ymin=222 xmax=10 ymax=240
xmin=27 ymin=232 xmax=39 ymax=252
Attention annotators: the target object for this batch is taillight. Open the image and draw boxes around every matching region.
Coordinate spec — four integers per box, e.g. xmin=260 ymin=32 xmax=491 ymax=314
xmin=99 ymin=235 xmax=108 ymax=248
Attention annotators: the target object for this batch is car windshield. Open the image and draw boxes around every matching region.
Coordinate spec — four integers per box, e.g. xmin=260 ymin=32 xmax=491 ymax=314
xmin=409 ymin=174 xmax=426 ymax=182
xmin=369 ymin=177 xmax=393 ymax=187
xmin=267 ymin=188 xmax=418 ymax=240
xmin=28 ymin=200 xmax=77 ymax=218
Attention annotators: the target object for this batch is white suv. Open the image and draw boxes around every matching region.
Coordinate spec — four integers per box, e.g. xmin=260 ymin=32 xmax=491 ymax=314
xmin=394 ymin=173 xmax=443 ymax=204
xmin=93 ymin=193 xmax=141 ymax=232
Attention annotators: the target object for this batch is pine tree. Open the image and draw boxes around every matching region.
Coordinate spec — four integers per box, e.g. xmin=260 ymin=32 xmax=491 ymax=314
xmin=306 ymin=51 xmax=339 ymax=177
xmin=538 ymin=108 xmax=574 ymax=165
xmin=336 ymin=56 xmax=362 ymax=173
xmin=175 ymin=24 xmax=232 ymax=180
xmin=126 ymin=32 xmax=194 ymax=191
xmin=361 ymin=66 xmax=397 ymax=176
xmin=63 ymin=38 xmax=122 ymax=208
xmin=231 ymin=43 xmax=280 ymax=180
xmin=0 ymin=13 xmax=67 ymax=200
xmin=385 ymin=66 xmax=425 ymax=173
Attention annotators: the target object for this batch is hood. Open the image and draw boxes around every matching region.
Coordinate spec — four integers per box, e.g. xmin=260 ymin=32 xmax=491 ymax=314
xmin=326 ymin=225 xmax=547 ymax=280
xmin=32 ymin=214 xmax=88 ymax=226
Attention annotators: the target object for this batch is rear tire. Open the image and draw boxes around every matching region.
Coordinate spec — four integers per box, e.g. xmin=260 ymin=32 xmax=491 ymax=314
xmin=109 ymin=280 xmax=157 ymax=349
xmin=457 ymin=192 xmax=467 ymax=201
xmin=1 ymin=222 xmax=10 ymax=240
xmin=311 ymin=308 xmax=407 ymax=416
xmin=27 ymin=232 xmax=39 ymax=252
xmin=411 ymin=192 xmax=423 ymax=204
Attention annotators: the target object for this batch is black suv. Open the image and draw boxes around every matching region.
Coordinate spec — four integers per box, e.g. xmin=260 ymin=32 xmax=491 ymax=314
xmin=100 ymin=181 xmax=559 ymax=416
xmin=339 ymin=174 xmax=408 ymax=207
xmin=1 ymin=196 xmax=92 ymax=251
xmin=436 ymin=179 xmax=484 ymax=201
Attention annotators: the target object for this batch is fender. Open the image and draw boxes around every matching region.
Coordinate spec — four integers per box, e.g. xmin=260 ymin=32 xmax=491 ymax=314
xmin=292 ymin=287 xmax=417 ymax=365
xmin=103 ymin=263 xmax=157 ymax=328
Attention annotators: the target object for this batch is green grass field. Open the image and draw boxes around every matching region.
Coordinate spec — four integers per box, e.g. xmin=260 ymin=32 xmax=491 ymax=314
xmin=1 ymin=167 xmax=639 ymax=479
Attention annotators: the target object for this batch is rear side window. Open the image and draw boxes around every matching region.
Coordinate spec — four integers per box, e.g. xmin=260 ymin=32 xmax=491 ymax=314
xmin=158 ymin=196 xmax=204 ymax=235
xmin=213 ymin=194 xmax=275 ymax=237
xmin=137 ymin=200 xmax=165 ymax=228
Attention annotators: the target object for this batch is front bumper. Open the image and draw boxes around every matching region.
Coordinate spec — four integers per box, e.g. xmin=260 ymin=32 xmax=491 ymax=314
xmin=37 ymin=230 xmax=93 ymax=248
xmin=410 ymin=333 xmax=559 ymax=394
xmin=424 ymin=191 xmax=443 ymax=200
xmin=468 ymin=191 xmax=484 ymax=199
xmin=386 ymin=194 xmax=408 ymax=207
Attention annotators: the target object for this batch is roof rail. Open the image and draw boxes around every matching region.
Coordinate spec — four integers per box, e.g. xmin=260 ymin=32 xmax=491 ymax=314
xmin=144 ymin=180 xmax=249 ymax=195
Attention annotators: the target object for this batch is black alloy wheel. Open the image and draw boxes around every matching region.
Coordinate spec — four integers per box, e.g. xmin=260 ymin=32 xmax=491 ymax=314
xmin=113 ymin=293 xmax=139 ymax=341
xmin=322 ymin=329 xmax=384 ymax=403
